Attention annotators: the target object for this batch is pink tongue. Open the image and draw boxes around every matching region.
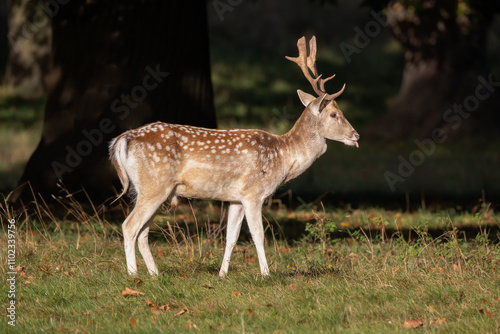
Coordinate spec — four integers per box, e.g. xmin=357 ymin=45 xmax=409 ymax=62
xmin=354 ymin=141 xmax=359 ymax=148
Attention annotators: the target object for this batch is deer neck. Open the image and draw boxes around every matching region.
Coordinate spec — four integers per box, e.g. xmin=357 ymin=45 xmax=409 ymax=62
xmin=280 ymin=111 xmax=326 ymax=183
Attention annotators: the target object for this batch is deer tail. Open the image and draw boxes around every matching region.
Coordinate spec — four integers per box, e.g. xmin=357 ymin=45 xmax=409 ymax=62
xmin=109 ymin=135 xmax=130 ymax=204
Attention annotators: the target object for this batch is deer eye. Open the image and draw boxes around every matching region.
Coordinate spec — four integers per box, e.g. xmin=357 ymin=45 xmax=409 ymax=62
xmin=330 ymin=112 xmax=337 ymax=118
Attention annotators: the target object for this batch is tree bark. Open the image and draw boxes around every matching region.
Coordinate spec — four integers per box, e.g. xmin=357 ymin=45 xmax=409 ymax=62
xmin=370 ymin=1 xmax=500 ymax=139
xmin=11 ymin=0 xmax=216 ymax=205
xmin=5 ymin=0 xmax=51 ymax=97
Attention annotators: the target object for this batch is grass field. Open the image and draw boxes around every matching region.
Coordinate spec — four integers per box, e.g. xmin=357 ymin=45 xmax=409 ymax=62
xmin=1 ymin=198 xmax=498 ymax=333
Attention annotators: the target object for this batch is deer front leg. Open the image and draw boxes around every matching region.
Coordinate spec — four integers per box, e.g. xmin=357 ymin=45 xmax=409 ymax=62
xmin=243 ymin=199 xmax=270 ymax=276
xmin=219 ymin=203 xmax=245 ymax=277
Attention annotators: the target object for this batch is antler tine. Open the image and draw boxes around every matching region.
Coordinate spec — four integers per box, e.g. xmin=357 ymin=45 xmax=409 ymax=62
xmin=329 ymin=83 xmax=346 ymax=100
xmin=319 ymin=74 xmax=335 ymax=92
xmin=307 ymin=36 xmax=318 ymax=77
xmin=286 ymin=36 xmax=346 ymax=100
xmin=285 ymin=36 xmax=325 ymax=97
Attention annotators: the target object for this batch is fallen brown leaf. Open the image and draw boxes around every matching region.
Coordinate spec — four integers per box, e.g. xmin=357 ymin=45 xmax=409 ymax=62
xmin=145 ymin=300 xmax=157 ymax=308
xmin=403 ymin=318 xmax=424 ymax=329
xmin=150 ymin=307 xmax=163 ymax=315
xmin=37 ymin=265 xmax=51 ymax=275
xmin=132 ymin=277 xmax=144 ymax=286
xmin=280 ymin=248 xmax=293 ymax=254
xmin=70 ymin=310 xmax=78 ymax=315
xmin=15 ymin=265 xmax=26 ymax=277
xmin=121 ymin=287 xmax=145 ymax=297
xmin=81 ymin=311 xmax=91 ymax=316
xmin=231 ymin=291 xmax=242 ymax=296
xmin=158 ymin=304 xmax=170 ymax=312
xmin=131 ymin=316 xmax=137 ymax=328
xmin=156 ymin=249 xmax=165 ymax=259
xmin=174 ymin=308 xmax=188 ymax=317
xmin=202 ymin=284 xmax=214 ymax=290
xmin=248 ymin=309 xmax=255 ymax=317
xmin=479 ymin=309 xmax=493 ymax=319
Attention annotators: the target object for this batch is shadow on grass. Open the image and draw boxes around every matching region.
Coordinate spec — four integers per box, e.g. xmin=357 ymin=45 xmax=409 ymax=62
xmin=267 ymin=218 xmax=500 ymax=243
xmin=146 ymin=216 xmax=499 ymax=250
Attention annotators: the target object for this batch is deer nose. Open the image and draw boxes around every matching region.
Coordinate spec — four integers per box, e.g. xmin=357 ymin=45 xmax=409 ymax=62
xmin=353 ymin=132 xmax=360 ymax=140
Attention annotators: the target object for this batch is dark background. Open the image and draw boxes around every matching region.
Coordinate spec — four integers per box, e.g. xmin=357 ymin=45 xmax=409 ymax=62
xmin=1 ymin=0 xmax=499 ymax=212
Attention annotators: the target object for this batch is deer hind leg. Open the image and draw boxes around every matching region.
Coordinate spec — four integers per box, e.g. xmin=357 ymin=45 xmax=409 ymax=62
xmin=137 ymin=221 xmax=158 ymax=275
xmin=122 ymin=190 xmax=171 ymax=275
xmin=219 ymin=202 xmax=245 ymax=277
xmin=242 ymin=199 xmax=270 ymax=276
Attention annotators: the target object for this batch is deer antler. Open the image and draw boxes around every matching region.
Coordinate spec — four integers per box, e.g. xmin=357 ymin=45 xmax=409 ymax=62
xmin=285 ymin=36 xmax=345 ymax=100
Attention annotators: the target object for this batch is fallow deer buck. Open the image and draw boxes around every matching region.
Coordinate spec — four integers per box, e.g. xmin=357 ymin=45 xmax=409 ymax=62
xmin=109 ymin=36 xmax=359 ymax=277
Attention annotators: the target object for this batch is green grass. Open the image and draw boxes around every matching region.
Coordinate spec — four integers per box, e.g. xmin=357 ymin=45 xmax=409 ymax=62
xmin=1 ymin=199 xmax=498 ymax=333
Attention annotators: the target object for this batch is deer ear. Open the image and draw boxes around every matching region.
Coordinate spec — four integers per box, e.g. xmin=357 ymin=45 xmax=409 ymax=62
xmin=307 ymin=94 xmax=327 ymax=115
xmin=297 ymin=90 xmax=315 ymax=107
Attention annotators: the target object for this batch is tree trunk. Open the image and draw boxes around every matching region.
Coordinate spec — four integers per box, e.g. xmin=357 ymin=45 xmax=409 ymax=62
xmin=11 ymin=0 xmax=216 ymax=206
xmin=5 ymin=0 xmax=51 ymax=97
xmin=370 ymin=1 xmax=500 ymax=139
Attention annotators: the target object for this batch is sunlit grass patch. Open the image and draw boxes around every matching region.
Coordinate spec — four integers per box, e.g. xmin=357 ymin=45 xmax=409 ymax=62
xmin=0 ymin=197 xmax=498 ymax=333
